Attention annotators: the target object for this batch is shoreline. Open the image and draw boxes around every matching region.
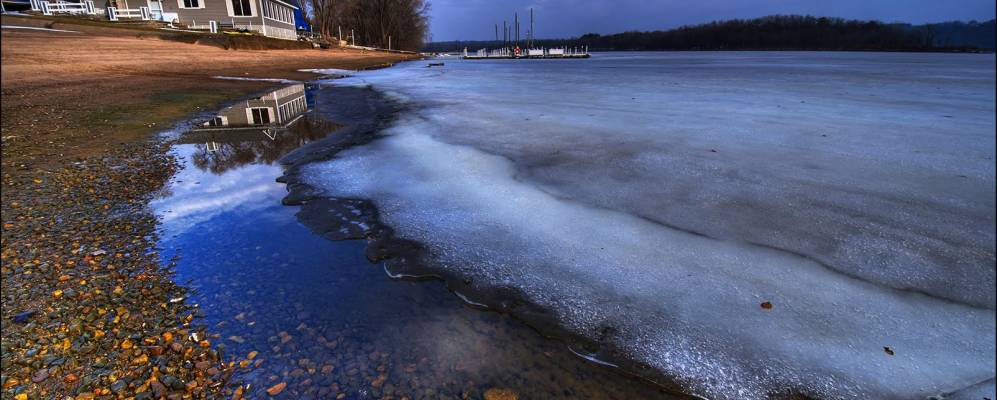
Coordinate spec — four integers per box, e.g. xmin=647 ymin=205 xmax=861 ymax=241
xmin=276 ymin=84 xmax=703 ymax=399
xmin=152 ymin=82 xmax=681 ymax=399
xmin=1 ymin=19 xmax=416 ymax=398
xmin=276 ymin=54 xmax=995 ymax=400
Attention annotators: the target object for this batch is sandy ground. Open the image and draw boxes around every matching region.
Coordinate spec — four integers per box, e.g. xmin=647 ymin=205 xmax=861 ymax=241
xmin=1 ymin=15 xmax=416 ymax=399
xmin=2 ymin=14 xmax=415 ymax=165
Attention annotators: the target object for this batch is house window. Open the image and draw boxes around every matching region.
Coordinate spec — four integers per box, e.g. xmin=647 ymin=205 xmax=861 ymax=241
xmin=250 ymin=108 xmax=271 ymax=124
xmin=230 ymin=0 xmax=253 ymax=16
xmin=205 ymin=116 xmax=227 ymax=126
xmin=180 ymin=0 xmax=199 ymax=8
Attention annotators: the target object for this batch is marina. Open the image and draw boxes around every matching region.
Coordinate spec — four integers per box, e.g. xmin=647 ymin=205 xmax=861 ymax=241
xmin=462 ymin=46 xmax=590 ymax=59
xmin=461 ymin=7 xmax=590 ymax=60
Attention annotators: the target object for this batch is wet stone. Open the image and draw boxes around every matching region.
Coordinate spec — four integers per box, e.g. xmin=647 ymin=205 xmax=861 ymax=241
xmin=150 ymin=380 xmax=167 ymax=398
xmin=161 ymin=375 xmax=183 ymax=390
xmin=12 ymin=311 xmax=37 ymax=324
xmin=31 ymin=369 xmax=48 ymax=383
xmin=109 ymin=379 xmax=127 ymax=394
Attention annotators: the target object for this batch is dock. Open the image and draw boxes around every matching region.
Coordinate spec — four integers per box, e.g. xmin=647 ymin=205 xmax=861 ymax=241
xmin=462 ymin=46 xmax=590 ymax=60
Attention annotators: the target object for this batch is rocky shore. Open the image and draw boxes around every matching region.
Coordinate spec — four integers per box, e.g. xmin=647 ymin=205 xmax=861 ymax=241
xmin=1 ymin=16 xmax=415 ymax=399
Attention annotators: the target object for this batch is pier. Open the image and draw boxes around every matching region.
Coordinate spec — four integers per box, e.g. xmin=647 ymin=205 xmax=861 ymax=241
xmin=462 ymin=46 xmax=590 ymax=60
xmin=461 ymin=7 xmax=590 ymax=60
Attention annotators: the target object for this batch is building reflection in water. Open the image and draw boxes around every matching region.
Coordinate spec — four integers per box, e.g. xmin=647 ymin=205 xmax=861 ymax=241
xmin=180 ymin=84 xmax=339 ymax=174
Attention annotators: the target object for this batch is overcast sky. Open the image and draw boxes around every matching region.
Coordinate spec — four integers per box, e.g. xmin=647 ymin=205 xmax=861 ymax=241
xmin=427 ymin=0 xmax=997 ymax=41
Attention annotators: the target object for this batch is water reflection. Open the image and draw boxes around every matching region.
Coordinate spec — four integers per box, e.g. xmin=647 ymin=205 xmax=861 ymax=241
xmin=153 ymin=84 xmax=676 ymax=399
xmin=181 ymin=84 xmax=337 ymax=174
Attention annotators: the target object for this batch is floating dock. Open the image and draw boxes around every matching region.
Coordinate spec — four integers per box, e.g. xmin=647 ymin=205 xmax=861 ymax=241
xmin=462 ymin=46 xmax=590 ymax=60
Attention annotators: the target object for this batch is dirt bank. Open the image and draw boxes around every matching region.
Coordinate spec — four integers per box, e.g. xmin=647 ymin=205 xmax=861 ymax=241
xmin=1 ymin=17 xmax=416 ymax=399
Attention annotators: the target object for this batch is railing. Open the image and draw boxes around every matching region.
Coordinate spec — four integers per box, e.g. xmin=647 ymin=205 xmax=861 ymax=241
xmin=31 ymin=0 xmax=96 ymax=15
xmin=270 ymin=84 xmax=305 ymax=100
xmin=276 ymin=94 xmax=307 ymax=123
xmin=232 ymin=22 xmax=296 ymax=40
xmin=185 ymin=20 xmax=299 ymax=41
xmin=106 ymin=6 xmax=150 ymax=20
xmin=472 ymin=47 xmax=513 ymax=58
xmin=260 ymin=24 xmax=296 ymax=40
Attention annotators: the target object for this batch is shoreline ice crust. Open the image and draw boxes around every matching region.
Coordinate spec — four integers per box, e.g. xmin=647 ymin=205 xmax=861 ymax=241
xmin=304 ymin=52 xmax=997 ymax=399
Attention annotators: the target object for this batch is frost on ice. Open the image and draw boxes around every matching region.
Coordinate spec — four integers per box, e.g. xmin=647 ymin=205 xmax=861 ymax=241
xmin=303 ymin=52 xmax=997 ymax=399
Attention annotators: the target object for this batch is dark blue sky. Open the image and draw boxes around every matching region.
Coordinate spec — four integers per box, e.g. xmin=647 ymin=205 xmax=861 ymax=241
xmin=428 ymin=0 xmax=996 ymax=41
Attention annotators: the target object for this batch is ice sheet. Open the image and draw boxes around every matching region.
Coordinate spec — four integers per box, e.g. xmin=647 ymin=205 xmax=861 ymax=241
xmin=302 ymin=52 xmax=997 ymax=399
xmin=299 ymin=68 xmax=356 ymax=76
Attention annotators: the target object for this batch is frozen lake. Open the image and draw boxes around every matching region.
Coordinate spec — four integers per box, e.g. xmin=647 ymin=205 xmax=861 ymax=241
xmin=301 ymin=52 xmax=996 ymax=399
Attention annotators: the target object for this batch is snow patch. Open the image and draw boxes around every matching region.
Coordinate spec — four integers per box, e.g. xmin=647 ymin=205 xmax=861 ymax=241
xmin=212 ymin=76 xmax=299 ymax=83
xmin=1 ymin=25 xmax=80 ymax=33
xmin=299 ymin=68 xmax=356 ymax=76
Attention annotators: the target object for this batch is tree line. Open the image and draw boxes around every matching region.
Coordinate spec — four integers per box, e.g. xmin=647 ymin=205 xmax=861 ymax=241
xmin=305 ymin=0 xmax=429 ymax=51
xmin=424 ymin=15 xmax=996 ymax=52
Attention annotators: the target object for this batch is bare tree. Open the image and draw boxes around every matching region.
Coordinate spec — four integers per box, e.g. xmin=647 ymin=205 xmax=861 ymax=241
xmin=306 ymin=0 xmax=429 ymax=50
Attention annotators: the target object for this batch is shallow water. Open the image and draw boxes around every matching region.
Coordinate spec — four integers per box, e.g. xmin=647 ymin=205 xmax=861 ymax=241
xmin=296 ymin=52 xmax=997 ymax=399
xmin=152 ymin=84 xmax=677 ymax=399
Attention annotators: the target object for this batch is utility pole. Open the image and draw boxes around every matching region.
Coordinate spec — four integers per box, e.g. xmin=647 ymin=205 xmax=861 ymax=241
xmin=495 ymin=23 xmax=498 ymax=42
xmin=388 ymin=35 xmax=391 ymax=50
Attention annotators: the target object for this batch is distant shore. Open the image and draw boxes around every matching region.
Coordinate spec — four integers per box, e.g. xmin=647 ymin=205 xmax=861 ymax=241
xmin=424 ymin=15 xmax=996 ymax=54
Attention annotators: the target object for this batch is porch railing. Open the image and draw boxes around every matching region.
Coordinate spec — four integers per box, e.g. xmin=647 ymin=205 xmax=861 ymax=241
xmin=106 ymin=6 xmax=150 ymax=20
xmin=31 ymin=0 xmax=96 ymax=15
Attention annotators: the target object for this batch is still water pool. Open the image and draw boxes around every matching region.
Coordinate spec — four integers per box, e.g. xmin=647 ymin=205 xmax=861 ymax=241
xmin=152 ymin=83 xmax=676 ymax=399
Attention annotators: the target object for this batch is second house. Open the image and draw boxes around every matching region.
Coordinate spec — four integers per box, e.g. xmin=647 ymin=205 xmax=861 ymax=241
xmin=161 ymin=0 xmax=298 ymax=40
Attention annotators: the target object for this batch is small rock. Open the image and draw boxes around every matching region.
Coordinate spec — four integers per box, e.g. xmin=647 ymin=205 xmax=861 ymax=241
xmin=266 ymin=382 xmax=287 ymax=396
xmin=161 ymin=375 xmax=183 ymax=390
xmin=484 ymin=388 xmax=519 ymax=400
xmin=31 ymin=369 xmax=49 ymax=383
xmin=150 ymin=380 xmax=167 ymax=398
xmin=12 ymin=310 xmax=37 ymax=323
xmin=110 ymin=379 xmax=127 ymax=394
